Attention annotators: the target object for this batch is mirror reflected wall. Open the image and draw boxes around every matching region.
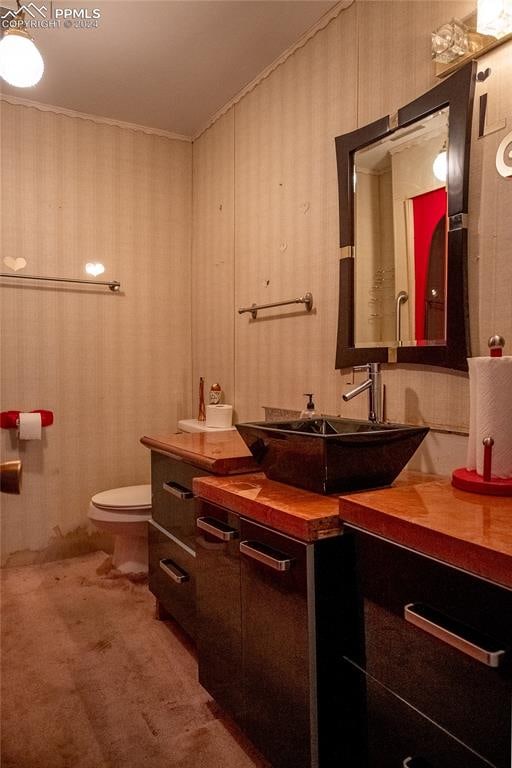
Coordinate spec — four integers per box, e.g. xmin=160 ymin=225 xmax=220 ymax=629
xmin=335 ymin=61 xmax=476 ymax=371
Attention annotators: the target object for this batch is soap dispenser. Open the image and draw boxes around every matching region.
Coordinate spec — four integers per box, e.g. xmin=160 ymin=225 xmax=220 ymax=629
xmin=300 ymin=393 xmax=317 ymax=420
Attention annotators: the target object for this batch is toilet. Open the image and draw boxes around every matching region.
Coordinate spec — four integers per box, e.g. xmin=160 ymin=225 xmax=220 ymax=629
xmin=88 ymin=484 xmax=152 ymax=573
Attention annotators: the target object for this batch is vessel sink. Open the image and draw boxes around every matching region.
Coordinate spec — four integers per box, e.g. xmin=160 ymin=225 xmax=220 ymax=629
xmin=235 ymin=417 xmax=429 ymax=494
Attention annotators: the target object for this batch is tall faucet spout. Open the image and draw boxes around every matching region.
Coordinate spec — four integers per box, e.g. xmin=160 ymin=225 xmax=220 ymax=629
xmin=343 ymin=378 xmax=372 ymax=402
xmin=342 ymin=362 xmax=383 ymax=423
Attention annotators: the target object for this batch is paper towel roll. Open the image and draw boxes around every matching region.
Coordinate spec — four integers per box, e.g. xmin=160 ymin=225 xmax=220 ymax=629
xmin=206 ymin=404 xmax=233 ymax=429
xmin=18 ymin=412 xmax=42 ymax=440
xmin=466 ymin=356 xmax=512 ymax=478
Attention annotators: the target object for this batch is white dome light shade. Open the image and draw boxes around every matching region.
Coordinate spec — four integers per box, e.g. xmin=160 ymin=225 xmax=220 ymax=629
xmin=0 ymin=30 xmax=44 ymax=88
xmin=433 ymin=150 xmax=448 ymax=183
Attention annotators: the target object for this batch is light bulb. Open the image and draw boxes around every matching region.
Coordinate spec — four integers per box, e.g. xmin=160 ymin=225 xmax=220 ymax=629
xmin=0 ymin=30 xmax=44 ymax=88
xmin=477 ymin=0 xmax=512 ymax=38
xmin=433 ymin=150 xmax=448 ymax=183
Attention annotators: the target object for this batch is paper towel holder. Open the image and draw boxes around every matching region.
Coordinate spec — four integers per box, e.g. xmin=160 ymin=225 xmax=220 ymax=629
xmin=452 ymin=439 xmax=512 ymax=496
xmin=452 ymin=334 xmax=512 ymax=496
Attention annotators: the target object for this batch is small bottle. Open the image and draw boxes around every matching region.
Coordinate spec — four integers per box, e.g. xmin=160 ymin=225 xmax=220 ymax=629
xmin=209 ymin=383 xmax=222 ymax=404
xmin=198 ymin=377 xmax=206 ymax=421
xmin=299 ymin=393 xmax=317 ymax=419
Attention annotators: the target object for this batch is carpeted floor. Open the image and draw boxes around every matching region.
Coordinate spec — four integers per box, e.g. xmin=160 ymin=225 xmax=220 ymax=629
xmin=0 ymin=552 xmax=267 ymax=768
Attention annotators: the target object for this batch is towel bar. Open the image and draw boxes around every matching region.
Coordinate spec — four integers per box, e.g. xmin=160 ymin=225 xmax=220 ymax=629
xmin=238 ymin=292 xmax=313 ymax=319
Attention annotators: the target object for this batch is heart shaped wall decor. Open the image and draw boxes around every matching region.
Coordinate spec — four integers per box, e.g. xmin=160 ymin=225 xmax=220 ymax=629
xmin=3 ymin=257 xmax=27 ymax=272
xmin=85 ymin=263 xmax=105 ymax=277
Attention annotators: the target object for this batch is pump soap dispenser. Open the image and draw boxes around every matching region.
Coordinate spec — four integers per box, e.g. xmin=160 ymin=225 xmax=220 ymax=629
xmin=300 ymin=394 xmax=317 ymax=420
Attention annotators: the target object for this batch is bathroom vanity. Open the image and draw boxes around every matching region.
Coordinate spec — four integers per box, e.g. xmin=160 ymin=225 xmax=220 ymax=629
xmin=140 ymin=429 xmax=512 ymax=768
xmin=339 ymin=482 xmax=512 ymax=768
xmin=193 ymin=472 xmax=512 ymax=768
xmin=140 ymin=431 xmax=256 ymax=639
xmin=193 ymin=473 xmax=345 ymax=768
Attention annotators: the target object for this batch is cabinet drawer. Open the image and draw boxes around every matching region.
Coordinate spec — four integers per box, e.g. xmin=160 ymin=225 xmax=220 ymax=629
xmin=339 ymin=660 xmax=491 ymax=768
xmin=344 ymin=527 xmax=512 ymax=768
xmin=196 ymin=501 xmax=243 ymax=724
xmin=151 ymin=452 xmax=209 ymax=552
xmin=148 ymin=520 xmax=196 ymax=639
xmin=239 ymin=518 xmax=313 ymax=768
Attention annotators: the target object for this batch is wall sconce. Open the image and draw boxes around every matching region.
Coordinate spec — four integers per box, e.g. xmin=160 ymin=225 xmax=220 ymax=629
xmin=432 ymin=4 xmax=512 ymax=78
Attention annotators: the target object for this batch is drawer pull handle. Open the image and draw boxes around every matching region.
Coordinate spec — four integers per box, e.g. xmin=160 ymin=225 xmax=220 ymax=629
xmin=197 ymin=516 xmax=238 ymax=541
xmin=240 ymin=540 xmax=293 ymax=572
xmin=163 ymin=480 xmax=193 ymax=500
xmin=404 ymin=603 xmax=506 ymax=668
xmin=159 ymin=558 xmax=189 ymax=584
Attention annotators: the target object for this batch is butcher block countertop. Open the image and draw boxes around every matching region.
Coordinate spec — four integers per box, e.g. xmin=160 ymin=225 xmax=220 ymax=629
xmin=193 ymin=473 xmax=341 ymax=541
xmin=339 ymin=480 xmax=512 ymax=589
xmin=140 ymin=430 xmax=257 ymax=475
xmin=193 ymin=470 xmax=435 ymax=543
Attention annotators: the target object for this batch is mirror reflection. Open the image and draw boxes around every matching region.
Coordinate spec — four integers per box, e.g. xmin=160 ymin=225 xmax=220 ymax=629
xmin=353 ymin=106 xmax=449 ymax=348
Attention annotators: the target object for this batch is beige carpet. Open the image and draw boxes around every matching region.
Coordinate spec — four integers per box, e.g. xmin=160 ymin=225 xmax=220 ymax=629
xmin=0 ymin=553 xmax=267 ymax=768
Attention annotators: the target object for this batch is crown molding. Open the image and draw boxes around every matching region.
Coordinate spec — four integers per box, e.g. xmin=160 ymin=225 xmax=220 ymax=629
xmin=0 ymin=93 xmax=192 ymax=142
xmin=193 ymin=0 xmax=354 ymax=141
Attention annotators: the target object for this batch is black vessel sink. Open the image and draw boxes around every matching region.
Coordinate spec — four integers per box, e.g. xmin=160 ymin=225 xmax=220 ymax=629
xmin=235 ymin=417 xmax=429 ymax=495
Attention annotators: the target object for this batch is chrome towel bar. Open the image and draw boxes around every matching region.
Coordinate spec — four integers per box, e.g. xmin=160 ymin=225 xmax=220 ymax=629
xmin=0 ymin=272 xmax=121 ymax=292
xmin=238 ymin=291 xmax=313 ymax=319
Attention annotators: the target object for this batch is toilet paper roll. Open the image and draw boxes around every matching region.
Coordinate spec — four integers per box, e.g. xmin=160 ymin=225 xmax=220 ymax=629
xmin=205 ymin=404 xmax=233 ymax=429
xmin=18 ymin=411 xmax=42 ymax=440
xmin=466 ymin=356 xmax=512 ymax=478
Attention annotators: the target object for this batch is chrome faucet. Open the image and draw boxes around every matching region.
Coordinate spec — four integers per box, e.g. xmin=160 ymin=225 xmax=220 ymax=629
xmin=342 ymin=362 xmax=383 ymax=423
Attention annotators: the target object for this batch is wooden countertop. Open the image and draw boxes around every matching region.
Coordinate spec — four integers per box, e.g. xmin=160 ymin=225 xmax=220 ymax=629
xmin=340 ymin=481 xmax=512 ymax=589
xmin=140 ymin=431 xmax=257 ymax=475
xmin=193 ymin=473 xmax=342 ymax=542
xmin=192 ymin=470 xmax=434 ymax=543
xmin=142 ymin=429 xmax=511 ymax=586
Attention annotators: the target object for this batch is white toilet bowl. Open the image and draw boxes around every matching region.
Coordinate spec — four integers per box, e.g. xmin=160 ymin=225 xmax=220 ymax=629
xmin=88 ymin=484 xmax=151 ymax=573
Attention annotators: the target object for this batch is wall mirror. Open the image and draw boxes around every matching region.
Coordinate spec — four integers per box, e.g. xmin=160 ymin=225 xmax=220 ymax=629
xmin=335 ymin=61 xmax=476 ymax=371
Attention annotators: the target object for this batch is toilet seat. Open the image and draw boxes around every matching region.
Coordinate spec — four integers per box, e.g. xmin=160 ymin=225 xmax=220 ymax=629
xmin=91 ymin=484 xmax=151 ymax=511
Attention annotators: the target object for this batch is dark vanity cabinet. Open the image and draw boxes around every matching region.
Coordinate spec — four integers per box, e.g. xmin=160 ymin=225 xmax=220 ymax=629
xmin=195 ymin=499 xmax=344 ymax=768
xmin=195 ymin=503 xmax=243 ymax=722
xmin=239 ymin=518 xmax=313 ymax=767
xmin=148 ymin=451 xmax=210 ymax=639
xmin=339 ymin=526 xmax=512 ymax=768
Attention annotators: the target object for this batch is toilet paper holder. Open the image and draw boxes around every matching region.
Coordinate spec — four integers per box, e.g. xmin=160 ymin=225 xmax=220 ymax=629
xmin=0 ymin=410 xmax=54 ymax=429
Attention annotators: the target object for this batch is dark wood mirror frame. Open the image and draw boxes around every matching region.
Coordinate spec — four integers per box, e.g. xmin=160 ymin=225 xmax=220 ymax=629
xmin=335 ymin=60 xmax=476 ymax=372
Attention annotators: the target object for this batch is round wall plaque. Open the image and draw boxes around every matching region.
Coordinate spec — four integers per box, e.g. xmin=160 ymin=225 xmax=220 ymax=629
xmin=496 ymin=129 xmax=512 ymax=178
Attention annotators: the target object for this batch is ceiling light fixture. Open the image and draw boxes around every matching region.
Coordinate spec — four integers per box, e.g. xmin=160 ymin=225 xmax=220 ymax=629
xmin=432 ymin=3 xmax=512 ymax=78
xmin=477 ymin=0 xmax=512 ymax=38
xmin=0 ymin=2 xmax=44 ymax=88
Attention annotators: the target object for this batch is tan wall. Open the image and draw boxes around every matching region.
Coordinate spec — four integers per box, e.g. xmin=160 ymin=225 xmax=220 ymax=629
xmin=0 ymin=102 xmax=192 ymax=565
xmin=192 ymin=0 xmax=512 ymax=473
xmin=192 ymin=111 xmax=235 ymax=410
